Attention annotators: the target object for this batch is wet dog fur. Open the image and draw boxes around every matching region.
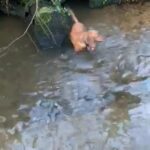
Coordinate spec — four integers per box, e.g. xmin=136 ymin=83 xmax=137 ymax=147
xmin=69 ymin=9 xmax=103 ymax=53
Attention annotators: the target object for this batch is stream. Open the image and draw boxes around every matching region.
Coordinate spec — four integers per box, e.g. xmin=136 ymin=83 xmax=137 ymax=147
xmin=0 ymin=3 xmax=150 ymax=150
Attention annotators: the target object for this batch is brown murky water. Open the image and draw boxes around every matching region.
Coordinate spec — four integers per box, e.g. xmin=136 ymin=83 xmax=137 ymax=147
xmin=0 ymin=3 xmax=150 ymax=150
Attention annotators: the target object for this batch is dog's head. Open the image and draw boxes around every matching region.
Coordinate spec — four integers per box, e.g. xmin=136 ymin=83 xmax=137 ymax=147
xmin=86 ymin=30 xmax=104 ymax=51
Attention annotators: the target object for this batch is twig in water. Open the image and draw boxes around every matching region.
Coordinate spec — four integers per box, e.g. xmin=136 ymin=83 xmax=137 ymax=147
xmin=35 ymin=16 xmax=57 ymax=45
xmin=0 ymin=0 xmax=39 ymax=56
xmin=27 ymin=33 xmax=39 ymax=52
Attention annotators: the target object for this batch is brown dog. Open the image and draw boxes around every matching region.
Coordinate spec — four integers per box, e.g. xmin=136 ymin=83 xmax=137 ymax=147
xmin=69 ymin=9 xmax=103 ymax=53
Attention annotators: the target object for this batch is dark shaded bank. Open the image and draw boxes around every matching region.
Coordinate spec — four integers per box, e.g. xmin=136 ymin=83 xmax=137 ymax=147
xmin=0 ymin=0 xmax=73 ymax=50
xmin=0 ymin=0 xmax=147 ymax=51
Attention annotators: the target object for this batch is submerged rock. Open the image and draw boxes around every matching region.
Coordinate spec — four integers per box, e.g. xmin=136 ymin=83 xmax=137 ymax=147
xmin=29 ymin=99 xmax=63 ymax=123
xmin=29 ymin=6 xmax=73 ymax=50
xmin=31 ymin=12 xmax=72 ymax=50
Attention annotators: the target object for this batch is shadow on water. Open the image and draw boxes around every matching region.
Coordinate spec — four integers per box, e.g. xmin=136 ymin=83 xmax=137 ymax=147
xmin=0 ymin=3 xmax=150 ymax=150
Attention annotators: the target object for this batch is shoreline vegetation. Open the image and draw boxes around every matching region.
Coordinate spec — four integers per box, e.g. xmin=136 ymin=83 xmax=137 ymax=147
xmin=0 ymin=0 xmax=72 ymax=56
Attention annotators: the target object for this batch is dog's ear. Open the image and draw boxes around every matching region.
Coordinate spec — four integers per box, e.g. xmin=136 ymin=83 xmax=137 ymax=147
xmin=96 ymin=35 xmax=104 ymax=42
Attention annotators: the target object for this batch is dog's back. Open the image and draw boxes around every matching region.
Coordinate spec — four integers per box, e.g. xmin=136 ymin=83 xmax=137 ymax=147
xmin=69 ymin=9 xmax=87 ymax=52
xmin=70 ymin=23 xmax=87 ymax=52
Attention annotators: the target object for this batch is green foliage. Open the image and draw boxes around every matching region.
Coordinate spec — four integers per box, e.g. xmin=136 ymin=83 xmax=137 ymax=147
xmin=36 ymin=7 xmax=53 ymax=24
xmin=35 ymin=2 xmax=68 ymax=24
xmin=18 ymin=0 xmax=70 ymax=40
xmin=33 ymin=0 xmax=69 ymax=40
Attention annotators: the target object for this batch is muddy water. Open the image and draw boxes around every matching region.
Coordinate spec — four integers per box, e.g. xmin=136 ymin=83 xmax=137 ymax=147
xmin=0 ymin=3 xmax=150 ymax=150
